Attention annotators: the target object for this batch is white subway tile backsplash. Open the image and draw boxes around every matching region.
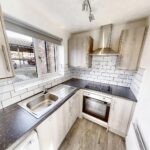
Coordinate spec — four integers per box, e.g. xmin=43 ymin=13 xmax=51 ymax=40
xmin=2 ymin=96 xmax=21 ymax=108
xmin=1 ymin=92 xmax=11 ymax=101
xmin=11 ymin=89 xmax=27 ymax=97
xmin=21 ymin=91 xmax=34 ymax=100
xmin=27 ymin=85 xmax=38 ymax=91
xmin=44 ymin=82 xmax=52 ymax=89
xmin=0 ymin=84 xmax=14 ymax=94
xmin=130 ymin=67 xmax=145 ymax=98
xmin=71 ymin=55 xmax=135 ymax=87
xmin=0 ymin=80 xmax=8 ymax=87
xmin=34 ymin=87 xmax=43 ymax=94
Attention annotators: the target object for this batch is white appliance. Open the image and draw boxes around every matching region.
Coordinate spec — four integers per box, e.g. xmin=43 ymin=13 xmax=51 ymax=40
xmin=14 ymin=131 xmax=40 ymax=150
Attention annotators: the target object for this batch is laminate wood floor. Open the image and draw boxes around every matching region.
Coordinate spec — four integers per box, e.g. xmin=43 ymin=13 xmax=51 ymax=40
xmin=59 ymin=118 xmax=126 ymax=150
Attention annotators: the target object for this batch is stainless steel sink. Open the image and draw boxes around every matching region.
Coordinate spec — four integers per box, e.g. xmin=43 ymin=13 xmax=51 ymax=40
xmin=18 ymin=84 xmax=76 ymax=118
xmin=26 ymin=94 xmax=58 ymax=114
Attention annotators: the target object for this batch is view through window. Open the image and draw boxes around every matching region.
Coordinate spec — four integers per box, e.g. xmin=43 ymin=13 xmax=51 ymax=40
xmin=6 ymin=30 xmax=59 ymax=82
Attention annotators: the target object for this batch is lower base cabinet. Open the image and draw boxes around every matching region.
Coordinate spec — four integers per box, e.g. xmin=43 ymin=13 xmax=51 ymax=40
xmin=14 ymin=131 xmax=40 ymax=150
xmin=36 ymin=90 xmax=136 ymax=150
xmin=36 ymin=92 xmax=81 ymax=150
xmin=108 ymin=97 xmax=136 ymax=137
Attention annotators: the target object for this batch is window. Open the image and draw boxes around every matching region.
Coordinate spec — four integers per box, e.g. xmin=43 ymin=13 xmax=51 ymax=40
xmin=4 ymin=15 xmax=62 ymax=83
xmin=46 ymin=42 xmax=58 ymax=73
xmin=37 ymin=41 xmax=59 ymax=75
xmin=6 ymin=30 xmax=59 ymax=82
xmin=33 ymin=39 xmax=58 ymax=76
xmin=6 ymin=30 xmax=37 ymax=82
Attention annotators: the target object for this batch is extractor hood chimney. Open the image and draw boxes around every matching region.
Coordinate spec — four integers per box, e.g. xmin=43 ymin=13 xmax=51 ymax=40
xmin=92 ymin=24 xmax=118 ymax=55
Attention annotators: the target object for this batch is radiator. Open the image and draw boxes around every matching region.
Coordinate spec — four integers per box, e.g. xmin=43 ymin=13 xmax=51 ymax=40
xmin=133 ymin=123 xmax=147 ymax=150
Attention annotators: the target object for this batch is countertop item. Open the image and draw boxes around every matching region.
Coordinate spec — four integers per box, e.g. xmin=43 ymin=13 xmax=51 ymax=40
xmin=0 ymin=78 xmax=137 ymax=150
xmin=63 ymin=78 xmax=137 ymax=102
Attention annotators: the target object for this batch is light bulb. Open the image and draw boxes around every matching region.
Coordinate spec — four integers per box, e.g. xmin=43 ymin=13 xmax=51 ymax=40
xmin=82 ymin=0 xmax=88 ymax=11
xmin=89 ymin=12 xmax=95 ymax=22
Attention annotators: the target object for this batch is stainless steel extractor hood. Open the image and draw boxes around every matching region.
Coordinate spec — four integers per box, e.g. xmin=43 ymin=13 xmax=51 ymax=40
xmin=92 ymin=24 xmax=118 ymax=55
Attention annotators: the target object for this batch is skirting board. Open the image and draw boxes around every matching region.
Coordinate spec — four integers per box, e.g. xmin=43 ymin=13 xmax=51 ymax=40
xmin=109 ymin=128 xmax=126 ymax=138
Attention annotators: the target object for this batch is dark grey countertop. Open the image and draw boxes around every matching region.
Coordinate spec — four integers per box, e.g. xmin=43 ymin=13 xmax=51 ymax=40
xmin=63 ymin=78 xmax=137 ymax=102
xmin=0 ymin=89 xmax=77 ymax=150
xmin=0 ymin=78 xmax=137 ymax=150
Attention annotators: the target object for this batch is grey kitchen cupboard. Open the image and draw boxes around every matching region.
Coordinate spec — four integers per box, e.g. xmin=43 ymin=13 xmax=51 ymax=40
xmin=0 ymin=7 xmax=14 ymax=79
xmin=13 ymin=131 xmax=40 ymax=150
xmin=117 ymin=26 xmax=147 ymax=70
xmin=108 ymin=97 xmax=136 ymax=137
xmin=36 ymin=92 xmax=81 ymax=150
xmin=69 ymin=91 xmax=81 ymax=125
xmin=68 ymin=36 xmax=93 ymax=68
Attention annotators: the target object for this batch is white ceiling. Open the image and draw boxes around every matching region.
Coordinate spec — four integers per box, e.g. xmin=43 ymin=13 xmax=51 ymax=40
xmin=24 ymin=0 xmax=150 ymax=33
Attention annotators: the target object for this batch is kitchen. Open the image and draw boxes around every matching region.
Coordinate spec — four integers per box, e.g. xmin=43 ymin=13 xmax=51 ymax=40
xmin=0 ymin=0 xmax=150 ymax=150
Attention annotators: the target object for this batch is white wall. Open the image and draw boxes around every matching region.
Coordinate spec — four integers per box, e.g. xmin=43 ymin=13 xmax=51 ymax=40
xmin=0 ymin=0 xmax=70 ymax=68
xmin=126 ymin=17 xmax=150 ymax=150
xmin=133 ymin=17 xmax=150 ymax=149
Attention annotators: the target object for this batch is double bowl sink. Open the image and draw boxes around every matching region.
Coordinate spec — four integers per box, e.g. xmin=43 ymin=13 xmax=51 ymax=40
xmin=18 ymin=84 xmax=76 ymax=118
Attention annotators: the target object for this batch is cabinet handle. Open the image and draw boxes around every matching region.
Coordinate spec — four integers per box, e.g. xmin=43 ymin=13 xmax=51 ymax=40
xmin=2 ymin=45 xmax=10 ymax=72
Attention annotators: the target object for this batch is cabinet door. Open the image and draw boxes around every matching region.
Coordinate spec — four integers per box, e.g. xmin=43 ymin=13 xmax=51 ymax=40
xmin=117 ymin=27 xmax=146 ymax=70
xmin=37 ymin=104 xmax=67 ymax=150
xmin=64 ymin=92 xmax=80 ymax=132
xmin=36 ymin=115 xmax=53 ymax=150
xmin=14 ymin=131 xmax=40 ymax=150
xmin=68 ymin=36 xmax=93 ymax=68
xmin=0 ymin=8 xmax=14 ymax=78
xmin=68 ymin=38 xmax=76 ymax=67
xmin=109 ymin=97 xmax=134 ymax=137
xmin=69 ymin=93 xmax=80 ymax=125
xmin=37 ymin=106 xmax=65 ymax=150
xmin=36 ymin=92 xmax=81 ymax=150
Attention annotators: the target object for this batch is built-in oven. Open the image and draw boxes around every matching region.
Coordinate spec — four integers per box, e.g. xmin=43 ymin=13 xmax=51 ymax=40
xmin=83 ymin=92 xmax=111 ymax=122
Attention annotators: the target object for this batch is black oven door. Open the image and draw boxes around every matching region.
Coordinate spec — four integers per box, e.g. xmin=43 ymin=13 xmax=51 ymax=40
xmin=83 ymin=96 xmax=110 ymax=122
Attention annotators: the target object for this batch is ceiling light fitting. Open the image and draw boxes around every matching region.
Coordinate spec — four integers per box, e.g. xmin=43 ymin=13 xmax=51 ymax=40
xmin=82 ymin=0 xmax=95 ymax=22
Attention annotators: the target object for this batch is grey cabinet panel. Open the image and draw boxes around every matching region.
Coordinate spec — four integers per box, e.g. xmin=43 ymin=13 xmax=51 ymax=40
xmin=117 ymin=27 xmax=146 ymax=70
xmin=68 ymin=36 xmax=93 ymax=68
xmin=109 ymin=97 xmax=135 ymax=137
xmin=0 ymin=7 xmax=14 ymax=79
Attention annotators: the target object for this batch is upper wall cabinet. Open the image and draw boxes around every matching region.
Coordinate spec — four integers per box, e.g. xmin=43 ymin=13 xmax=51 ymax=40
xmin=68 ymin=36 xmax=93 ymax=68
xmin=117 ymin=26 xmax=147 ymax=70
xmin=0 ymin=8 xmax=14 ymax=79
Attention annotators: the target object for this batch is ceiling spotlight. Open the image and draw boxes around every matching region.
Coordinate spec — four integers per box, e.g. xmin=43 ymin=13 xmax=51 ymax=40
xmin=82 ymin=0 xmax=88 ymax=11
xmin=82 ymin=0 xmax=95 ymax=22
xmin=89 ymin=12 xmax=95 ymax=22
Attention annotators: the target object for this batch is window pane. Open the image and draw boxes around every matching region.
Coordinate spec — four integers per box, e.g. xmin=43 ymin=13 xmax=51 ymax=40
xmin=46 ymin=42 xmax=58 ymax=73
xmin=32 ymin=40 xmax=58 ymax=76
xmin=36 ymin=40 xmax=47 ymax=74
xmin=6 ymin=30 xmax=37 ymax=82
